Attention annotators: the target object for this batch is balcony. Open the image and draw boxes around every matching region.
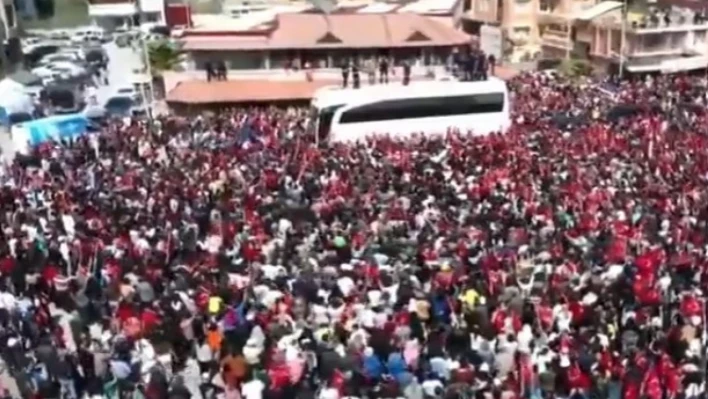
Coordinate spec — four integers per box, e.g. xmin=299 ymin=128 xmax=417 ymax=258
xmin=538 ymin=7 xmax=572 ymax=25
xmin=628 ymin=10 xmax=708 ymax=34
xmin=541 ymin=29 xmax=572 ymax=49
xmin=625 ymin=54 xmax=708 ymax=73
xmin=462 ymin=0 xmax=499 ymax=24
xmin=630 ymin=47 xmax=687 ymax=57
xmin=629 ymin=21 xmax=708 ymax=34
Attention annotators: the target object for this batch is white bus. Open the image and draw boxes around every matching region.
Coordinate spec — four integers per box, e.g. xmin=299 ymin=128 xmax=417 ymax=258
xmin=310 ymin=77 xmax=511 ymax=143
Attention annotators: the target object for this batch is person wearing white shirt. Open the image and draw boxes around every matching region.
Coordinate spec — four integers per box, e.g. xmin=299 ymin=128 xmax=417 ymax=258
xmin=359 ymin=308 xmax=377 ymax=328
xmin=422 ymin=378 xmax=444 ymax=397
xmin=0 ymin=290 xmax=17 ymax=312
xmin=319 ymin=386 xmax=339 ymax=399
xmin=517 ymin=324 xmax=533 ymax=354
xmin=241 ymin=379 xmax=265 ymax=399
xmin=311 ymin=304 xmax=330 ymax=325
xmin=337 ymin=276 xmax=355 ymax=297
xmin=531 ymin=347 xmax=555 ymax=374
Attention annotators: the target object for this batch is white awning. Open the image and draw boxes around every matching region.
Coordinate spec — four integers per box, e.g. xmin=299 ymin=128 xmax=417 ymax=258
xmin=575 ymin=1 xmax=622 ymax=21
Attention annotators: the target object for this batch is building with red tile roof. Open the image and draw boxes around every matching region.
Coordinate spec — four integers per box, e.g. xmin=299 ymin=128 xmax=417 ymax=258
xmin=182 ymin=13 xmax=471 ymax=51
xmin=165 ymin=66 xmax=518 ymax=107
xmin=166 ymin=9 xmax=515 ymax=109
xmin=180 ymin=12 xmax=470 ymax=72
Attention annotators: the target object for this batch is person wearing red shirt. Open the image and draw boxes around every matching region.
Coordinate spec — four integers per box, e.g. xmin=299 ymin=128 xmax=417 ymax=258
xmin=267 ymin=360 xmax=291 ymax=392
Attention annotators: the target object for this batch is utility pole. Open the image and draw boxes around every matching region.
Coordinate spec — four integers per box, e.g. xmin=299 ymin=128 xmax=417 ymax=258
xmin=135 ymin=0 xmax=155 ymax=122
xmin=618 ymin=0 xmax=627 ymax=79
xmin=0 ymin=6 xmax=9 ymax=78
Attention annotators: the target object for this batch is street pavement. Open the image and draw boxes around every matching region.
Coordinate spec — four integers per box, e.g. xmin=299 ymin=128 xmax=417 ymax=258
xmin=97 ymin=41 xmax=146 ymax=106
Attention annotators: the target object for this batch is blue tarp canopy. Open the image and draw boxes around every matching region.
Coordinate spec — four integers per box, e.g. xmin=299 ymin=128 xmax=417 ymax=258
xmin=22 ymin=113 xmax=89 ymax=146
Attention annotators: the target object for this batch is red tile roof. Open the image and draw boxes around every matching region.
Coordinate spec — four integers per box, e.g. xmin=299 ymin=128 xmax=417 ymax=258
xmin=166 ymin=80 xmax=339 ymax=104
xmin=166 ymin=67 xmax=518 ymax=105
xmin=182 ymin=13 xmax=470 ymax=51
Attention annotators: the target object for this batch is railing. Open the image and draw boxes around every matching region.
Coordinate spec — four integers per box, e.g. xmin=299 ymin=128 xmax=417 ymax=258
xmin=173 ymin=66 xmax=448 ymax=81
xmin=629 ymin=23 xmax=708 ymax=34
xmin=162 ymin=66 xmax=450 ymax=95
xmin=630 ymin=47 xmax=691 ymax=57
xmin=541 ymin=30 xmax=572 ymax=48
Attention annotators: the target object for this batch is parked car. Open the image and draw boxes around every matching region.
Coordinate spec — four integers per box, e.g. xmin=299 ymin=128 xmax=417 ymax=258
xmin=84 ymin=48 xmax=108 ymax=70
xmin=104 ymin=96 xmax=135 ymax=118
xmin=24 ymin=43 xmax=60 ymax=67
xmin=38 ymin=53 xmax=84 ymax=67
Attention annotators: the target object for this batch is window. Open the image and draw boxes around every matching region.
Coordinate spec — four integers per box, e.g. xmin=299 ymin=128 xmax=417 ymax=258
xmin=513 ymin=26 xmax=531 ymax=36
xmin=539 ymin=0 xmax=556 ymax=12
xmin=339 ymin=93 xmax=504 ymax=124
xmin=4 ymin=4 xmax=14 ymax=28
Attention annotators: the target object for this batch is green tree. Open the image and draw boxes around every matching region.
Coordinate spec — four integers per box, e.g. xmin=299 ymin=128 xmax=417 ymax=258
xmin=146 ymin=40 xmax=183 ymax=99
xmin=559 ymin=58 xmax=593 ymax=78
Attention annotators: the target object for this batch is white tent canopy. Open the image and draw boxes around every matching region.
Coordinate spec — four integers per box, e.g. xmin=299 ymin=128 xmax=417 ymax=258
xmin=0 ymin=78 xmax=35 ymax=116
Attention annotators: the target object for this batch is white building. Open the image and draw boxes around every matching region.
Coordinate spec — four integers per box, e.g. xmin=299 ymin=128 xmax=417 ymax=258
xmin=88 ymin=0 xmax=166 ymax=29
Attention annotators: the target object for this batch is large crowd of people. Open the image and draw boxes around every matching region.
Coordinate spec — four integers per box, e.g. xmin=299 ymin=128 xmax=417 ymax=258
xmin=1 ymin=71 xmax=708 ymax=399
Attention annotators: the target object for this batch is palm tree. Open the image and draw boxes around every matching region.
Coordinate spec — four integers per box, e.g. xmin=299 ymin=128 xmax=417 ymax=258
xmin=147 ymin=40 xmax=183 ymax=76
xmin=146 ymin=40 xmax=183 ymax=99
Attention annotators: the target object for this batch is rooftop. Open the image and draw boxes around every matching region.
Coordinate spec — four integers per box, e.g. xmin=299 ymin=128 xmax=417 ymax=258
xmin=182 ymin=12 xmax=469 ymax=50
xmin=167 ymin=80 xmax=339 ymax=104
xmin=188 ymin=0 xmax=461 ymax=32
xmin=166 ymin=66 xmax=518 ymax=104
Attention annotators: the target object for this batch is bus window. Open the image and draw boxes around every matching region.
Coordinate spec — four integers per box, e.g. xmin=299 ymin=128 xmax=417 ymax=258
xmin=339 ymin=93 xmax=504 ymax=124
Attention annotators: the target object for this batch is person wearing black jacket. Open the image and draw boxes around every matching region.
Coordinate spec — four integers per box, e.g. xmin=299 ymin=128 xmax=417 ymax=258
xmin=402 ymin=61 xmax=411 ymax=86
xmin=218 ymin=61 xmax=228 ymax=81
xmin=341 ymin=62 xmax=350 ymax=88
xmin=205 ymin=62 xmax=214 ymax=82
xmin=379 ymin=57 xmax=389 ymax=84
xmin=352 ymin=63 xmax=361 ymax=89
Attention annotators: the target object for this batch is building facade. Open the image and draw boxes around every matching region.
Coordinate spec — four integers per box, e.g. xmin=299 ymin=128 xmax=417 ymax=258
xmin=87 ymin=0 xmax=166 ymax=29
xmin=465 ymin=0 xmax=708 ymax=72
xmin=586 ymin=6 xmax=708 ymax=73
xmin=463 ymin=0 xmax=599 ymax=61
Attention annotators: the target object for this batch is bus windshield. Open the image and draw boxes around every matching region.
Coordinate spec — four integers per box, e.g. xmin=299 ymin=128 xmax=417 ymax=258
xmin=314 ymin=104 xmax=344 ymax=141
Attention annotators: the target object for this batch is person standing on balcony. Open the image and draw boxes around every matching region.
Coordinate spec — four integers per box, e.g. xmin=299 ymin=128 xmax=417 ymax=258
xmin=217 ymin=61 xmax=227 ymax=81
xmin=341 ymin=61 xmax=350 ymax=88
xmin=352 ymin=63 xmax=361 ymax=89
xmin=402 ymin=60 xmax=411 ymax=86
xmin=205 ymin=62 xmax=214 ymax=82
xmin=379 ymin=57 xmax=389 ymax=84
xmin=365 ymin=58 xmax=376 ymax=85
xmin=479 ymin=51 xmax=488 ymax=80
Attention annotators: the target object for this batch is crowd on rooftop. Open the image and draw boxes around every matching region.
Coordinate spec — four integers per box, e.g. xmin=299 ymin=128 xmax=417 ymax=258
xmin=1 ymin=71 xmax=708 ymax=399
